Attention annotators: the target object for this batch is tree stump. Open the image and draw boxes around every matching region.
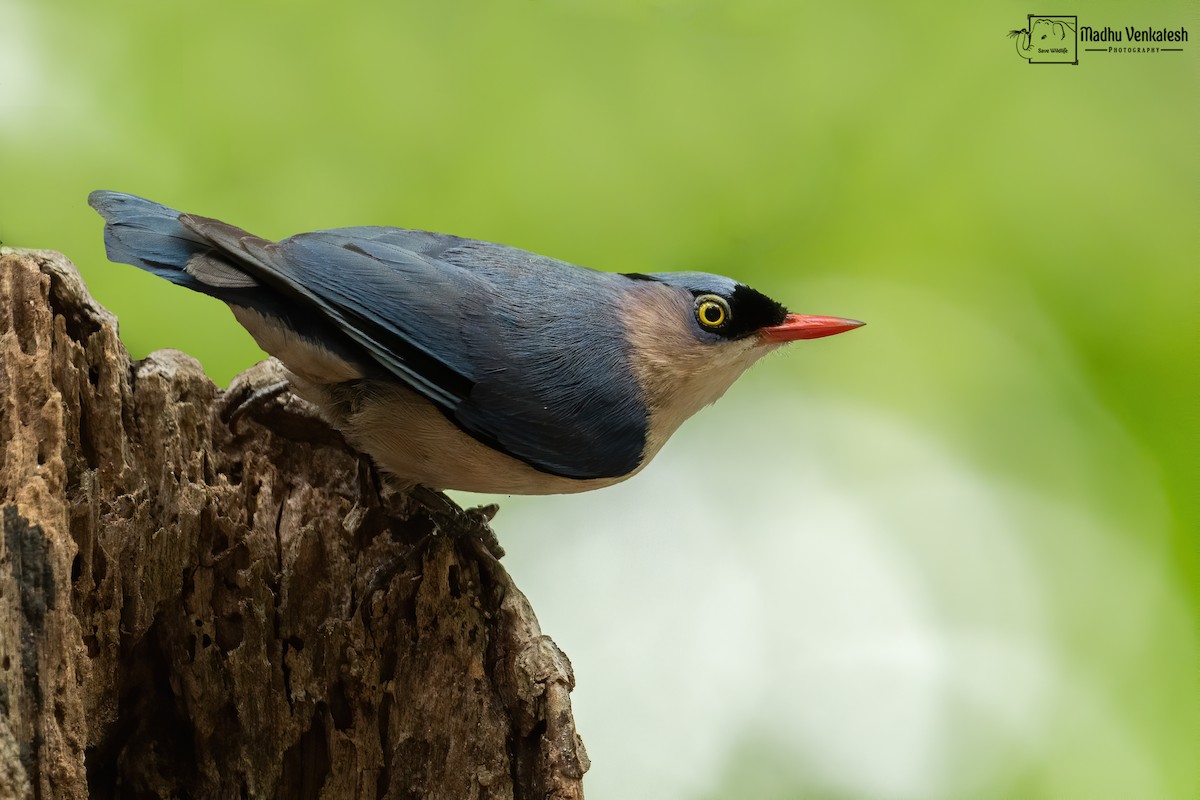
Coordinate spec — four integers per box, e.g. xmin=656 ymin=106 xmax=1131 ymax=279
xmin=0 ymin=248 xmax=586 ymax=799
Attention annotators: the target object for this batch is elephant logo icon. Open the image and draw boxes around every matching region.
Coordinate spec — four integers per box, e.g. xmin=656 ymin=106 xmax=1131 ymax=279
xmin=1010 ymin=15 xmax=1078 ymax=64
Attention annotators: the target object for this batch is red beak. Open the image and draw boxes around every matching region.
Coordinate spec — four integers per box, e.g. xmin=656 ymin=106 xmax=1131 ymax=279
xmin=758 ymin=314 xmax=865 ymax=344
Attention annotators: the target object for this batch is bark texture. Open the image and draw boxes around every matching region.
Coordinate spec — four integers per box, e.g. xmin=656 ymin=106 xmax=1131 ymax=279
xmin=0 ymin=248 xmax=586 ymax=799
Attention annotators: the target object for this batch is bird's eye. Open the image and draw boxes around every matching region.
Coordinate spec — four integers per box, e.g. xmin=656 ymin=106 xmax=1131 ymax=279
xmin=695 ymin=295 xmax=730 ymax=329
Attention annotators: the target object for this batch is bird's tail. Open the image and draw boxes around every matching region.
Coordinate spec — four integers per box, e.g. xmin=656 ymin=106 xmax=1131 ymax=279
xmin=87 ymin=191 xmax=213 ymax=286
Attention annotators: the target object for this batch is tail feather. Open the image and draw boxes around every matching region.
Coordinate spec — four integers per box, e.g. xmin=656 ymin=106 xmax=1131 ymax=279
xmin=88 ymin=190 xmax=374 ymax=378
xmin=88 ymin=190 xmax=213 ymax=286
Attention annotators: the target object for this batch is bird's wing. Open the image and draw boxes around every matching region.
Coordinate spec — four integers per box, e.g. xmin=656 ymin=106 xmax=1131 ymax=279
xmin=179 ymin=216 xmax=646 ymax=479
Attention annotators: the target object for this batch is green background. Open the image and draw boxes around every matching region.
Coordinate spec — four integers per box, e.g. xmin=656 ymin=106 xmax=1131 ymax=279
xmin=2 ymin=0 xmax=1195 ymax=797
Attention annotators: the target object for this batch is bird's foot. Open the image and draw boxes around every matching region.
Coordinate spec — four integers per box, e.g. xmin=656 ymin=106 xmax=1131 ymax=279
xmin=217 ymin=358 xmax=342 ymax=446
xmin=354 ymin=487 xmax=502 ymax=630
xmin=218 ymin=358 xmax=294 ymax=430
xmin=407 ymin=485 xmax=505 ymax=559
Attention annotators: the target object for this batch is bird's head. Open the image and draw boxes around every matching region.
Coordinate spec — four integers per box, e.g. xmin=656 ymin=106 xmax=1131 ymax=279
xmin=619 ymin=270 xmax=863 ymax=457
xmin=629 ymin=270 xmax=863 ymax=346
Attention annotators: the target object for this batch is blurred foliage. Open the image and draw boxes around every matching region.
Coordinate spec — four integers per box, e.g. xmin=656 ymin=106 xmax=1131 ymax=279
xmin=1 ymin=0 xmax=1195 ymax=797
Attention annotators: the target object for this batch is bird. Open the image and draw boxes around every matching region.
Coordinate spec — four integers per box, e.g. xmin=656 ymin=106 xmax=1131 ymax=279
xmin=89 ymin=190 xmax=863 ymax=496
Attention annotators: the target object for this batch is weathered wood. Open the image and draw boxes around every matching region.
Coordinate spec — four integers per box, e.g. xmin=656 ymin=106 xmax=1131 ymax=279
xmin=0 ymin=248 xmax=586 ymax=799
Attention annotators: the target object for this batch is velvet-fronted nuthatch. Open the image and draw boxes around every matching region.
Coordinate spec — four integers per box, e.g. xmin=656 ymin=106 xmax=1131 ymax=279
xmin=90 ymin=191 xmax=863 ymax=495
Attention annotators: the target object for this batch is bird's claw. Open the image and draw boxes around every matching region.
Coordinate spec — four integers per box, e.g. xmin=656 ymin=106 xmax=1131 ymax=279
xmin=408 ymin=486 xmax=505 ymax=559
xmin=218 ymin=358 xmax=294 ymax=431
xmin=217 ymin=358 xmax=339 ymax=446
xmin=465 ymin=503 xmax=500 ymax=524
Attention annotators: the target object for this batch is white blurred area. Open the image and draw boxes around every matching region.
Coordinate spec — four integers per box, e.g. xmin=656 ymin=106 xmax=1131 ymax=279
xmin=455 ymin=374 xmax=1179 ymax=800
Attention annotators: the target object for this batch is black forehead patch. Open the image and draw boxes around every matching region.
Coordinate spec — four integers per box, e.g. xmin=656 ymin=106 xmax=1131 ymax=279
xmin=715 ymin=284 xmax=789 ymax=340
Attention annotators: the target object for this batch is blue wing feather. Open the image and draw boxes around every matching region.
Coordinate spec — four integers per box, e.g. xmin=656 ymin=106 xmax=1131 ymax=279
xmin=260 ymin=230 xmax=649 ymax=479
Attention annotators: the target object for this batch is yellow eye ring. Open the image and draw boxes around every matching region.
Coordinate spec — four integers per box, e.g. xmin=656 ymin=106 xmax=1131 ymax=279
xmin=695 ymin=295 xmax=730 ymax=329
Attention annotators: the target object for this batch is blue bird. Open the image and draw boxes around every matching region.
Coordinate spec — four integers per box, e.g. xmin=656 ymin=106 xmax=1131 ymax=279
xmin=89 ymin=191 xmax=862 ymax=495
